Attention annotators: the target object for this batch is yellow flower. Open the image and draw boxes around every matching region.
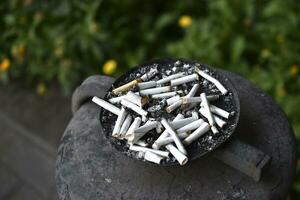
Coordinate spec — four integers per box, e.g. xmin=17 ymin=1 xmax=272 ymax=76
xmin=290 ymin=64 xmax=299 ymax=77
xmin=36 ymin=83 xmax=47 ymax=96
xmin=103 ymin=59 xmax=117 ymax=75
xmin=0 ymin=58 xmax=11 ymax=72
xmin=178 ymin=15 xmax=192 ymax=28
xmin=261 ymin=48 xmax=271 ymax=59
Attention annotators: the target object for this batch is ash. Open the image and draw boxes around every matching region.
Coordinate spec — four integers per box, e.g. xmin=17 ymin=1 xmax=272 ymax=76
xmin=100 ymin=59 xmax=238 ymax=165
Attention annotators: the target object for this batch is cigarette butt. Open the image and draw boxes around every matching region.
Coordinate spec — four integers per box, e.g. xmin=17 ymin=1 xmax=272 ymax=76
xmin=112 ymin=79 xmax=140 ymax=95
xmin=92 ymin=96 xmax=121 ymax=115
xmin=166 ymin=99 xmax=182 ymax=113
xmin=170 ymin=73 xmax=199 ymax=86
xmin=156 ymin=72 xmax=185 ymax=85
xmin=200 ymin=93 xmax=215 ymax=126
xmin=153 ymin=132 xmax=189 ymax=149
xmin=135 ymin=140 xmax=149 ymax=147
xmin=119 ymin=115 xmax=133 ymax=138
xmin=140 ymin=68 xmax=158 ymax=81
xmin=176 ymin=119 xmax=204 ymax=133
xmin=112 ymin=107 xmax=127 ymax=137
xmin=166 ymin=95 xmax=181 ymax=105
xmin=169 ymin=117 xmax=198 ymax=129
xmin=144 ymin=151 xmax=164 ymax=164
xmin=129 ymin=145 xmax=169 ymax=158
xmin=182 ymin=122 xmax=210 ymax=146
xmin=161 ymin=118 xmax=187 ymax=155
xmin=125 ymin=117 xmax=142 ymax=141
xmin=152 ymin=92 xmax=177 ymax=99
xmin=195 ymin=67 xmax=228 ymax=95
xmin=140 ymin=86 xmax=171 ymax=96
xmin=152 ymin=114 xmax=184 ymax=149
xmin=186 ymin=84 xmax=199 ymax=98
xmin=138 ymin=81 xmax=157 ymax=90
xmin=209 ymin=104 xmax=230 ymax=119
xmin=125 ymin=91 xmax=148 ymax=107
xmin=121 ymin=98 xmax=148 ymax=116
xmin=199 ymin=108 xmax=226 ymax=128
xmin=165 ymin=144 xmax=188 ymax=165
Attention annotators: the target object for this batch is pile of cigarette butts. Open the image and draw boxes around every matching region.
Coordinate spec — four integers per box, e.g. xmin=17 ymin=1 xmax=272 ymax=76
xmin=92 ymin=65 xmax=232 ymax=166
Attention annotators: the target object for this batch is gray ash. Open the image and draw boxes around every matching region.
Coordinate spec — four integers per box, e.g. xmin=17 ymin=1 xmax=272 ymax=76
xmin=100 ymin=59 xmax=239 ymax=166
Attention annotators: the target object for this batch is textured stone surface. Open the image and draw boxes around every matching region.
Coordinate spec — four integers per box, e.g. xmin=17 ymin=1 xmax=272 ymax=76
xmin=56 ymin=72 xmax=297 ymax=200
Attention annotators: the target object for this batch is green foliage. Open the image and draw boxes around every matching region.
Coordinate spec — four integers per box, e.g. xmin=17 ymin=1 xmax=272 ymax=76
xmin=1 ymin=0 xmax=300 ymax=196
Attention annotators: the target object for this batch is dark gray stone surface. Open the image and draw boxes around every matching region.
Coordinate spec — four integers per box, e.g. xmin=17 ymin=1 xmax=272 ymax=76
xmin=56 ymin=72 xmax=297 ymax=200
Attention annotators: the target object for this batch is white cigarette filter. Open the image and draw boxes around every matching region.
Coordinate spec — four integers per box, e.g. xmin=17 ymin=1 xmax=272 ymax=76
xmin=166 ymin=99 xmax=182 ymax=113
xmin=195 ymin=67 xmax=228 ymax=95
xmin=152 ymin=92 xmax=177 ymax=99
xmin=153 ymin=114 xmax=185 ymax=149
xmin=138 ymin=81 xmax=156 ymax=90
xmin=156 ymin=72 xmax=185 ymax=85
xmin=170 ymin=73 xmax=199 ymax=86
xmin=161 ymin=118 xmax=187 ymax=155
xmin=112 ymin=79 xmax=140 ymax=95
xmin=125 ymin=117 xmax=142 ymax=141
xmin=165 ymin=144 xmax=188 ymax=165
xmin=127 ymin=121 xmax=158 ymax=144
xmin=199 ymin=108 xmax=226 ymax=128
xmin=183 ymin=122 xmax=210 ymax=146
xmin=121 ymin=98 xmax=148 ymax=117
xmin=119 ymin=115 xmax=133 ymax=138
xmin=144 ymin=151 xmax=164 ymax=164
xmin=129 ymin=145 xmax=169 ymax=158
xmin=153 ymin=132 xmax=189 ymax=149
xmin=169 ymin=117 xmax=198 ymax=129
xmin=186 ymin=84 xmax=199 ymax=97
xmin=209 ymin=104 xmax=230 ymax=119
xmin=140 ymin=68 xmax=158 ymax=81
xmin=166 ymin=95 xmax=181 ymax=105
xmin=112 ymin=107 xmax=127 ymax=137
xmin=140 ymin=86 xmax=171 ymax=96
xmin=125 ymin=91 xmax=148 ymax=107
xmin=92 ymin=96 xmax=121 ymax=115
xmin=176 ymin=119 xmax=204 ymax=133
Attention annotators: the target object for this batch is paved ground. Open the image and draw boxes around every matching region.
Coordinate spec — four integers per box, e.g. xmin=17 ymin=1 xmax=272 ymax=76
xmin=0 ymin=84 xmax=72 ymax=200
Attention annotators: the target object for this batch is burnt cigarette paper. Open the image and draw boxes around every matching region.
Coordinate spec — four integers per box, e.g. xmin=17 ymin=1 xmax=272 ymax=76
xmin=138 ymin=81 xmax=156 ymax=90
xmin=183 ymin=122 xmax=210 ymax=146
xmin=166 ymin=99 xmax=183 ymax=113
xmin=144 ymin=151 xmax=164 ymax=164
xmin=195 ymin=67 xmax=228 ymax=95
xmin=170 ymin=74 xmax=199 ymax=86
xmin=161 ymin=118 xmax=187 ymax=155
xmin=112 ymin=107 xmax=127 ymax=137
xmin=129 ymin=145 xmax=170 ymax=158
xmin=140 ymin=86 xmax=171 ymax=96
xmin=92 ymin=96 xmax=121 ymax=115
xmin=156 ymin=72 xmax=185 ymax=85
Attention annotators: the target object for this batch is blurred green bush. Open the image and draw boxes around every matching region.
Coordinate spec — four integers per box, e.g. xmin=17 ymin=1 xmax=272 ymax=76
xmin=1 ymin=0 xmax=300 ymax=197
